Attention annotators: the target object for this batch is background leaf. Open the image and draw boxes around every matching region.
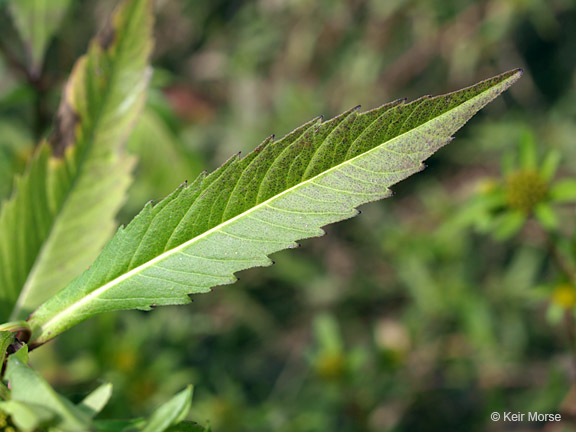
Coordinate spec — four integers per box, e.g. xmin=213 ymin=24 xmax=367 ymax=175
xmin=0 ymin=331 xmax=14 ymax=371
xmin=7 ymin=0 xmax=72 ymax=76
xmin=0 ymin=119 xmax=33 ymax=201
xmin=142 ymin=385 xmax=193 ymax=432
xmin=28 ymin=70 xmax=521 ymax=345
xmin=0 ymin=400 xmax=54 ymax=432
xmin=4 ymin=346 xmax=92 ymax=431
xmin=0 ymin=331 xmax=13 ymax=400
xmin=0 ymin=0 xmax=154 ymax=321
xmin=125 ymin=104 xmax=200 ymax=216
xmin=77 ymin=382 xmax=113 ymax=418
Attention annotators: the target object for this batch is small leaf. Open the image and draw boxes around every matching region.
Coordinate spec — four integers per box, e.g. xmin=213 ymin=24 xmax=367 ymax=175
xmin=534 ymin=203 xmax=558 ymax=231
xmin=0 ymin=331 xmax=14 ymax=400
xmin=5 ymin=346 xmax=92 ymax=431
xmin=7 ymin=0 xmax=72 ymax=76
xmin=314 ymin=313 xmax=343 ymax=353
xmin=518 ymin=129 xmax=537 ymax=170
xmin=501 ymin=151 xmax=516 ymax=177
xmin=550 ymin=179 xmax=576 ymax=203
xmin=0 ymin=331 xmax=14 ymax=371
xmin=0 ymin=400 xmax=54 ymax=431
xmin=28 ymin=70 xmax=522 ymax=345
xmin=142 ymin=385 xmax=193 ymax=432
xmin=494 ymin=210 xmax=526 ymax=240
xmin=541 ymin=150 xmax=561 ymax=181
xmin=77 ymin=382 xmax=113 ymax=418
xmin=0 ymin=0 xmax=154 ymax=321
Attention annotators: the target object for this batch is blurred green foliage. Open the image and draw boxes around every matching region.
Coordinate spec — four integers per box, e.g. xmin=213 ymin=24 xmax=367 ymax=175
xmin=2 ymin=0 xmax=576 ymax=430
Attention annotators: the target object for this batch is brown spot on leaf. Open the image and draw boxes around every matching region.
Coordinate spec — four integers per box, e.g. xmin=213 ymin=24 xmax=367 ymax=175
xmin=50 ymin=97 xmax=79 ymax=157
xmin=98 ymin=19 xmax=116 ymax=50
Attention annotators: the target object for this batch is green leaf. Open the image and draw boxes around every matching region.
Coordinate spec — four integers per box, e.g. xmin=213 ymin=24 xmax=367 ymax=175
xmin=28 ymin=70 xmax=522 ymax=345
xmin=5 ymin=346 xmax=92 ymax=431
xmin=0 ymin=0 xmax=153 ymax=321
xmin=142 ymin=385 xmax=193 ymax=432
xmin=0 ymin=331 xmax=14 ymax=370
xmin=0 ymin=331 xmax=14 ymax=400
xmin=540 ymin=149 xmax=561 ymax=182
xmin=165 ymin=422 xmax=210 ymax=432
xmin=494 ymin=210 xmax=526 ymax=240
xmin=314 ymin=313 xmax=343 ymax=354
xmin=534 ymin=203 xmax=558 ymax=231
xmin=94 ymin=418 xmax=146 ymax=432
xmin=7 ymin=0 xmax=72 ymax=76
xmin=77 ymin=382 xmax=113 ymax=418
xmin=550 ymin=179 xmax=576 ymax=203
xmin=0 ymin=119 xmax=33 ymax=201
xmin=126 ymin=105 xmax=198 ymax=213
xmin=518 ymin=129 xmax=537 ymax=170
xmin=0 ymin=400 xmax=55 ymax=431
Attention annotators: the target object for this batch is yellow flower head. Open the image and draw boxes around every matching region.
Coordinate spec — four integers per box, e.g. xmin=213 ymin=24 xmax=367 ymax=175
xmin=315 ymin=352 xmax=346 ymax=381
xmin=506 ymin=170 xmax=548 ymax=213
xmin=552 ymin=284 xmax=576 ymax=309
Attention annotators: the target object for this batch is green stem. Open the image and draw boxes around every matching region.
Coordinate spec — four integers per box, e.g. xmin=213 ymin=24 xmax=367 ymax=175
xmin=543 ymin=231 xmax=576 ymax=281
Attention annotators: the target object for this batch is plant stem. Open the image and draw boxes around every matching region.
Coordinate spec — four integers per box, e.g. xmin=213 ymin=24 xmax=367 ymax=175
xmin=0 ymin=34 xmax=51 ymax=143
xmin=544 ymin=231 xmax=576 ymax=281
xmin=564 ymin=310 xmax=576 ymax=383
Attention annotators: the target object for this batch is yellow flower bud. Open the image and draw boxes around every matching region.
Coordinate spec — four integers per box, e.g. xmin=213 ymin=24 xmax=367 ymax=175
xmin=315 ymin=352 xmax=346 ymax=381
xmin=552 ymin=284 xmax=576 ymax=309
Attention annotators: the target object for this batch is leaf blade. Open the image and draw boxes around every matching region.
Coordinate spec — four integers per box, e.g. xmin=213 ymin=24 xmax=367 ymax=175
xmin=142 ymin=385 xmax=193 ymax=432
xmin=0 ymin=0 xmax=153 ymax=321
xmin=28 ymin=70 xmax=522 ymax=345
xmin=77 ymin=382 xmax=113 ymax=418
xmin=5 ymin=346 xmax=92 ymax=431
